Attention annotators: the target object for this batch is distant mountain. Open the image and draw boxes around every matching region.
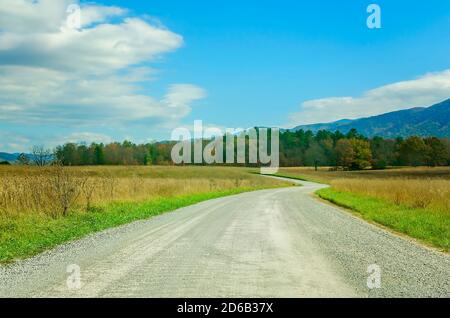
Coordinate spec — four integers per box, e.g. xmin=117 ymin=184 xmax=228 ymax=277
xmin=0 ymin=153 xmax=34 ymax=163
xmin=0 ymin=152 xmax=20 ymax=162
xmin=291 ymin=98 xmax=450 ymax=138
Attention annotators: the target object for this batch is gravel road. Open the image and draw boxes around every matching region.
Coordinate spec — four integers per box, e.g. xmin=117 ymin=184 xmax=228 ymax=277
xmin=0 ymin=177 xmax=449 ymax=297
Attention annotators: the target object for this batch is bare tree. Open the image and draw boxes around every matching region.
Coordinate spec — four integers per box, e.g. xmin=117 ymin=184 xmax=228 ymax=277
xmin=17 ymin=153 xmax=30 ymax=165
xmin=80 ymin=177 xmax=96 ymax=211
xmin=49 ymin=164 xmax=86 ymax=217
xmin=31 ymin=145 xmax=53 ymax=166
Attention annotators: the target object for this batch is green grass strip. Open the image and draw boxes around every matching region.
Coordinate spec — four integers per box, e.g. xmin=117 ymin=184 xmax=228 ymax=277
xmin=271 ymin=173 xmax=311 ymax=182
xmin=316 ymin=188 xmax=449 ymax=252
xmin=268 ymin=172 xmax=327 ymax=184
xmin=0 ymin=186 xmax=281 ymax=263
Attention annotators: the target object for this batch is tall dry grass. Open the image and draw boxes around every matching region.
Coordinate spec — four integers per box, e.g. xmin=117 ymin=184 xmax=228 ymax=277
xmin=330 ymin=178 xmax=450 ymax=213
xmin=0 ymin=166 xmax=284 ymax=218
xmin=278 ymin=166 xmax=450 ymax=184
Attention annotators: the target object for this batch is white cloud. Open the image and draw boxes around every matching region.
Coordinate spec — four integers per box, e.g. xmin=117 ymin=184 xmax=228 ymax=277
xmin=0 ymin=0 xmax=70 ymax=33
xmin=61 ymin=132 xmax=113 ymax=145
xmin=0 ymin=17 xmax=183 ymax=73
xmin=0 ymin=1 xmax=183 ymax=73
xmin=0 ymin=132 xmax=31 ymax=153
xmin=163 ymin=84 xmax=207 ymax=117
xmin=0 ymin=0 xmax=205 ymax=129
xmin=288 ymin=69 xmax=450 ymax=126
xmin=79 ymin=4 xmax=127 ymax=27
xmin=0 ymin=65 xmax=206 ymax=125
xmin=0 ymin=129 xmax=118 ymax=153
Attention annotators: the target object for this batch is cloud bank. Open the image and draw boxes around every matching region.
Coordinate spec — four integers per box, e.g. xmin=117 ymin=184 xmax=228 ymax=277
xmin=289 ymin=69 xmax=450 ymax=126
xmin=0 ymin=0 xmax=206 ymax=136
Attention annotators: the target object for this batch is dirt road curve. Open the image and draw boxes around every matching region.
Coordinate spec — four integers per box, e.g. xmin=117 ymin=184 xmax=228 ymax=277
xmin=0 ymin=177 xmax=449 ymax=297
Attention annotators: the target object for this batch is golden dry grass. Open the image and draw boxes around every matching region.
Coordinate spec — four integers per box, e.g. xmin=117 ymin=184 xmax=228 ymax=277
xmin=277 ymin=166 xmax=450 ymax=184
xmin=329 ymin=178 xmax=450 ymax=213
xmin=0 ymin=165 xmax=286 ymax=218
xmin=277 ymin=166 xmax=450 ymax=214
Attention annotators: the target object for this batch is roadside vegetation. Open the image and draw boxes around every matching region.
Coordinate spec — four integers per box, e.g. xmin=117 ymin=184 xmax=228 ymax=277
xmin=275 ymin=166 xmax=450 ymax=184
xmin=317 ymin=189 xmax=449 ymax=251
xmin=2 ymin=125 xmax=449 ymax=259
xmin=274 ymin=167 xmax=450 ymax=251
xmin=0 ymin=166 xmax=290 ymax=263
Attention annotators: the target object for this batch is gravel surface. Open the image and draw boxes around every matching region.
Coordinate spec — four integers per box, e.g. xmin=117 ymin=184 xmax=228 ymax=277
xmin=0 ymin=177 xmax=449 ymax=297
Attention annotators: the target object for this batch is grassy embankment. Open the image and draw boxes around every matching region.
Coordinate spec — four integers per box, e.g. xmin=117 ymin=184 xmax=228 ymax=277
xmin=0 ymin=166 xmax=291 ymax=263
xmin=274 ymin=167 xmax=450 ymax=251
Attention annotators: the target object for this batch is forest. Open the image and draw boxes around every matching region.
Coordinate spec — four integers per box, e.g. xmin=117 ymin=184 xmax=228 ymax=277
xmin=21 ymin=129 xmax=450 ymax=170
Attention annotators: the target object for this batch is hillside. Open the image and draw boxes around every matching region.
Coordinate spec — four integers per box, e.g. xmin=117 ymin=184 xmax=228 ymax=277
xmin=0 ymin=152 xmax=19 ymax=163
xmin=292 ymin=99 xmax=450 ymax=138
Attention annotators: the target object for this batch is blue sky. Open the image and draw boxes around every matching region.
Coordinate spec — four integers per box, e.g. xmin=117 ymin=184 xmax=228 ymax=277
xmin=0 ymin=0 xmax=449 ymax=152
xmin=116 ymin=0 xmax=450 ymax=126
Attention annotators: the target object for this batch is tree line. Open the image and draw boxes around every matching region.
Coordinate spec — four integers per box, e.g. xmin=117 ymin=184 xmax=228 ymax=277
xmin=278 ymin=129 xmax=449 ymax=169
xmin=17 ymin=129 xmax=450 ymax=170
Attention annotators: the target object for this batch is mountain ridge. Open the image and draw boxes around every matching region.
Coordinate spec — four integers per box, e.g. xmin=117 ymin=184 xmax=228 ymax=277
xmin=291 ymin=98 xmax=450 ymax=138
xmin=1 ymin=99 xmax=449 ymax=159
xmin=0 ymin=152 xmax=21 ymax=163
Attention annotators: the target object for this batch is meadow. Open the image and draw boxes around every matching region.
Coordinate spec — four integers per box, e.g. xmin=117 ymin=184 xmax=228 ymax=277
xmin=0 ymin=165 xmax=290 ymax=262
xmin=276 ymin=166 xmax=450 ymax=183
xmin=275 ymin=167 xmax=450 ymax=251
xmin=0 ymin=165 xmax=287 ymax=217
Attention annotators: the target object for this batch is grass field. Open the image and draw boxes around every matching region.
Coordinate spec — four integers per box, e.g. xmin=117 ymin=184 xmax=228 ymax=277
xmin=274 ymin=167 xmax=450 ymax=251
xmin=275 ymin=166 xmax=450 ymax=184
xmin=0 ymin=166 xmax=290 ymax=263
xmin=0 ymin=166 xmax=287 ymax=217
